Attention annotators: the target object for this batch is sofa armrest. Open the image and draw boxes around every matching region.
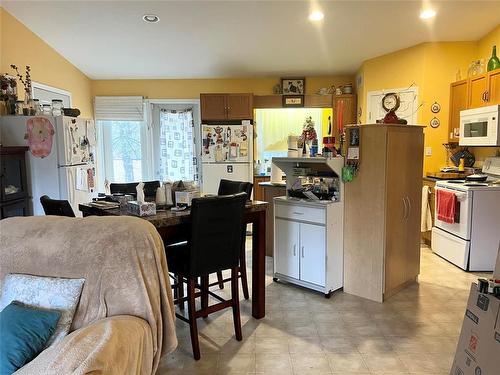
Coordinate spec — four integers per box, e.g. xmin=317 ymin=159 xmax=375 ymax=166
xmin=15 ymin=315 xmax=154 ymax=375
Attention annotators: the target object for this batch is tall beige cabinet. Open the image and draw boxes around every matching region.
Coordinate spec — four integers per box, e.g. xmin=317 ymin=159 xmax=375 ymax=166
xmin=344 ymin=124 xmax=424 ymax=302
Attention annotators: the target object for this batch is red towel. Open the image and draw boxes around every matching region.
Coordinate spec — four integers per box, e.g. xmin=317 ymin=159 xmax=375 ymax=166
xmin=437 ymin=189 xmax=456 ymax=224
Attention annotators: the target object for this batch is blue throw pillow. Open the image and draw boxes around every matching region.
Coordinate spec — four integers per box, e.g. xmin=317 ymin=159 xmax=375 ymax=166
xmin=0 ymin=301 xmax=61 ymax=374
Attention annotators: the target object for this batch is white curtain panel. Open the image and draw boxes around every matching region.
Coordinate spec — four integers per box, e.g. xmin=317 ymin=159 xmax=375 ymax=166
xmin=159 ymin=109 xmax=194 ymax=181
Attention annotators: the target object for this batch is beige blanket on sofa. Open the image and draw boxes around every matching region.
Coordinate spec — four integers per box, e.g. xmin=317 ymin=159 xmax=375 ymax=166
xmin=0 ymin=216 xmax=177 ymax=374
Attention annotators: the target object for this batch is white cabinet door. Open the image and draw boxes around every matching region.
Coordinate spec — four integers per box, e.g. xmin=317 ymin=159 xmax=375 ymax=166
xmin=299 ymin=223 xmax=326 ymax=286
xmin=275 ymin=218 xmax=300 ymax=279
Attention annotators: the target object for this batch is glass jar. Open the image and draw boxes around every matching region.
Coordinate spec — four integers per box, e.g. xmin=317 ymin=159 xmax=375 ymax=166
xmin=32 ymin=99 xmax=42 ymax=115
xmin=15 ymin=100 xmax=24 ymax=115
xmin=42 ymin=104 xmax=52 ymax=116
xmin=51 ymin=99 xmax=63 ymax=116
xmin=22 ymin=101 xmax=30 ymax=116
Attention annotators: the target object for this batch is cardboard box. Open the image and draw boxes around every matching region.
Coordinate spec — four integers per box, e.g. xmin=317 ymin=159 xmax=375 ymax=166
xmin=449 ymin=283 xmax=500 ymax=375
xmin=127 ymin=201 xmax=156 ymax=217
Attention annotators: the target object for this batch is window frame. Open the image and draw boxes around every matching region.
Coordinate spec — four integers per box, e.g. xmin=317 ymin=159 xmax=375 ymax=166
xmin=146 ymin=99 xmax=201 ymax=182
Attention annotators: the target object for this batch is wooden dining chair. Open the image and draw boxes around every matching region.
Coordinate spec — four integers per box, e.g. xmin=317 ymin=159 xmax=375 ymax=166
xmin=165 ymin=193 xmax=247 ymax=360
xmin=40 ymin=195 xmax=75 ymax=217
xmin=109 ymin=181 xmax=160 ymax=199
xmin=214 ymin=179 xmax=253 ymax=299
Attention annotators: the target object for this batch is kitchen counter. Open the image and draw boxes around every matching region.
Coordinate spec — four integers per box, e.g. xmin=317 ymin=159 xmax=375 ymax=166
xmin=423 ymin=176 xmax=439 ymax=182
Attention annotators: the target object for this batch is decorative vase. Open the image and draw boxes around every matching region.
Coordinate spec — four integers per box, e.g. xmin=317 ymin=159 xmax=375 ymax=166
xmin=487 ymin=45 xmax=500 ymax=72
xmin=24 ymin=91 xmax=36 ymax=116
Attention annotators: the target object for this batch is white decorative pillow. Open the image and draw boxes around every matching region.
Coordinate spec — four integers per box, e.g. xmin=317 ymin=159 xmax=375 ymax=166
xmin=0 ymin=273 xmax=85 ymax=346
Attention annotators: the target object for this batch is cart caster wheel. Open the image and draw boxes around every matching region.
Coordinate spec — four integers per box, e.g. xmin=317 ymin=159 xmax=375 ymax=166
xmin=324 ymin=292 xmax=332 ymax=299
xmin=273 ymin=277 xmax=279 ymax=282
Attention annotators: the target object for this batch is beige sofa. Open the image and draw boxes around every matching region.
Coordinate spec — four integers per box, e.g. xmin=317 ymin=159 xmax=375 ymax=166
xmin=0 ymin=216 xmax=177 ymax=374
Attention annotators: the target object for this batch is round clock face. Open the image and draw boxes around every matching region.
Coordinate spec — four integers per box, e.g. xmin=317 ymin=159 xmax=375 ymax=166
xmin=382 ymin=93 xmax=400 ymax=112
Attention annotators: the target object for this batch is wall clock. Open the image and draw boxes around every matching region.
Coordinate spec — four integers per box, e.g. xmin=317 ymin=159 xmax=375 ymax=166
xmin=382 ymin=92 xmax=401 ymax=112
xmin=431 ymin=102 xmax=441 ymax=113
xmin=430 ymin=117 xmax=440 ymax=128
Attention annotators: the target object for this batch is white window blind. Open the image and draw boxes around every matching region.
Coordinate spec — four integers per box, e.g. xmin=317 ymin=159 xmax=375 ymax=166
xmin=94 ymin=96 xmax=144 ymax=121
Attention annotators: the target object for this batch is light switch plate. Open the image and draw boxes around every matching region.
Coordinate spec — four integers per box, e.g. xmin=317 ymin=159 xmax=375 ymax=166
xmin=425 ymin=147 xmax=432 ymax=156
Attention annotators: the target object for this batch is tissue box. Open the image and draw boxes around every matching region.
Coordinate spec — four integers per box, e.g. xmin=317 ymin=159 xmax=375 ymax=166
xmin=127 ymin=201 xmax=156 ymax=217
xmin=175 ymin=190 xmax=200 ymax=207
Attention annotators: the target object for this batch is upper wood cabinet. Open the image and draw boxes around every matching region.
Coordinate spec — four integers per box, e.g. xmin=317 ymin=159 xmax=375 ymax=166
xmin=488 ymin=69 xmax=500 ymax=104
xmin=200 ymin=93 xmax=253 ymax=121
xmin=468 ymin=74 xmax=489 ymax=108
xmin=448 ymin=68 xmax=500 ymax=141
xmin=448 ymin=79 xmax=468 ymax=142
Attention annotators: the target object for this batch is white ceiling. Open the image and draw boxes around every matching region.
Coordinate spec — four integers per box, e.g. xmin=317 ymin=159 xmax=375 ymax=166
xmin=3 ymin=1 xmax=500 ymax=79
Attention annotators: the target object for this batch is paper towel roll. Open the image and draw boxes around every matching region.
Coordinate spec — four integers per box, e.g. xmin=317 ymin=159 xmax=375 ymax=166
xmin=271 ymin=163 xmax=283 ymax=184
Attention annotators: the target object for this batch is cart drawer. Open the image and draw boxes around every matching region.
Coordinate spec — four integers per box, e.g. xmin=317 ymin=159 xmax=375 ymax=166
xmin=275 ymin=203 xmax=325 ymax=224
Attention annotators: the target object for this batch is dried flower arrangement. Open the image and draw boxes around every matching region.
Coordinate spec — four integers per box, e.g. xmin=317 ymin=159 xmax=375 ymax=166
xmin=0 ymin=74 xmax=18 ymax=102
xmin=10 ymin=65 xmax=32 ymax=95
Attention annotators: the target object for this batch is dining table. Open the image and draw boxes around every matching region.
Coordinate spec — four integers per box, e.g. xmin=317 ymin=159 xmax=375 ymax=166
xmin=79 ymin=200 xmax=268 ymax=319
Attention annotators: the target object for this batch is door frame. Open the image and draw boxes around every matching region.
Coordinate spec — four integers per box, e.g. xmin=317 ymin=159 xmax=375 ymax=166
xmin=31 ymin=81 xmax=72 ymax=106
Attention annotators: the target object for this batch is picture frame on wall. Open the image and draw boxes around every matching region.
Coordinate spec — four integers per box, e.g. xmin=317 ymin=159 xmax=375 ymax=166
xmin=281 ymin=77 xmax=305 ymax=95
xmin=282 ymin=95 xmax=304 ymax=108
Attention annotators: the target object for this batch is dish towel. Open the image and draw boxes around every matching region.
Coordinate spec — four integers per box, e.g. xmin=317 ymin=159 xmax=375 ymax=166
xmin=421 ymin=186 xmax=432 ymax=232
xmin=437 ymin=189 xmax=456 ymax=224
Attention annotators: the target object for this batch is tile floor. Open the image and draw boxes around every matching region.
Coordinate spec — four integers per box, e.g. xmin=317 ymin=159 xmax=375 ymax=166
xmin=158 ymin=244 xmax=487 ymax=374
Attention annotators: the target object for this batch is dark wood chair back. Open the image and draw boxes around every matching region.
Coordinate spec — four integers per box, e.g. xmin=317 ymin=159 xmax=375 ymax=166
xmin=217 ymin=179 xmax=253 ymax=200
xmin=109 ymin=181 xmax=160 ymax=198
xmin=188 ymin=193 xmax=247 ymax=277
xmin=40 ymin=195 xmax=75 ymax=217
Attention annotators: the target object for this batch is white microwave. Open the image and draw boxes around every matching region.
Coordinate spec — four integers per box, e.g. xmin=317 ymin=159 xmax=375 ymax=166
xmin=459 ymin=104 xmax=500 ymax=146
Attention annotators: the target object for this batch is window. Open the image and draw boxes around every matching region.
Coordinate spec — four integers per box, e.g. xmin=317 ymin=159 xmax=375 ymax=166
xmin=98 ymin=120 xmax=149 ymax=183
xmin=255 ymin=108 xmax=328 ymax=172
xmin=95 ymin=98 xmax=201 ymax=188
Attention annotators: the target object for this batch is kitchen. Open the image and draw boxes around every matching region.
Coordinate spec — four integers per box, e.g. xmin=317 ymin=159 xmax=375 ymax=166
xmin=1 ymin=2 xmax=500 ymax=374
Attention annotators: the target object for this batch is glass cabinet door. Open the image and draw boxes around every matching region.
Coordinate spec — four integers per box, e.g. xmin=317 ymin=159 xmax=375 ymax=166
xmin=1 ymin=152 xmax=28 ymax=202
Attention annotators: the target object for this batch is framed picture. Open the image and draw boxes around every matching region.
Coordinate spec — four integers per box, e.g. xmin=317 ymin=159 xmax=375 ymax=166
xmin=282 ymin=95 xmax=304 ymax=108
xmin=281 ymin=77 xmax=305 ymax=95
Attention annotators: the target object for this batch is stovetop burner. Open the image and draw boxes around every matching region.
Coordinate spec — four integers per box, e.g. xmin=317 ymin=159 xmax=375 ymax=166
xmin=464 ymin=183 xmax=488 ymax=187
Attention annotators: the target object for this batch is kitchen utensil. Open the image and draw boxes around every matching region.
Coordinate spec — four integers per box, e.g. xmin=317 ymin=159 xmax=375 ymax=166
xmin=465 ymin=174 xmax=488 ymax=182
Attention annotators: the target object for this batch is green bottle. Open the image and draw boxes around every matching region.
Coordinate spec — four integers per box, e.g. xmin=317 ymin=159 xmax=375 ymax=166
xmin=487 ymin=45 xmax=500 ymax=72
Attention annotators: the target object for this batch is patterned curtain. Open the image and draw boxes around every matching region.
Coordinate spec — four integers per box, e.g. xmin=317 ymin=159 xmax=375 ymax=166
xmin=159 ymin=109 xmax=195 ymax=181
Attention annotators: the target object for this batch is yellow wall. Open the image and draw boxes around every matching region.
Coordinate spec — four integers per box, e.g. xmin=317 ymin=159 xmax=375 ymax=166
xmin=356 ymin=26 xmax=500 ymax=174
xmin=477 ymin=25 xmax=500 ymax=63
xmin=1 ymin=8 xmax=93 ymax=117
xmin=91 ymin=76 xmax=353 ymax=99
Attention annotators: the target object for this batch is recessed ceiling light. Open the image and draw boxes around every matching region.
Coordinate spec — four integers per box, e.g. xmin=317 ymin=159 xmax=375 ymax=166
xmin=143 ymin=14 xmax=160 ymax=23
xmin=420 ymin=9 xmax=436 ymax=19
xmin=309 ymin=11 xmax=324 ymax=21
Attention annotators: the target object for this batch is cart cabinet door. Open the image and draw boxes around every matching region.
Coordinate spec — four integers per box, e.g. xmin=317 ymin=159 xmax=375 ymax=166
xmin=299 ymin=223 xmax=326 ymax=287
xmin=275 ymin=218 xmax=300 ymax=279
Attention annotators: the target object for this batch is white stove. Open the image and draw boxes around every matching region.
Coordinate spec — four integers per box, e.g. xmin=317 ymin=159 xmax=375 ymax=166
xmin=432 ymin=157 xmax=500 ymax=271
xmin=435 ymin=179 xmax=500 ymax=191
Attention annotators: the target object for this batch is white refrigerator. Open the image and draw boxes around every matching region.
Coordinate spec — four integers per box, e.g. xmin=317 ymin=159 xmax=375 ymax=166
xmin=201 ymin=123 xmax=253 ymax=195
xmin=0 ymin=115 xmax=97 ymax=216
